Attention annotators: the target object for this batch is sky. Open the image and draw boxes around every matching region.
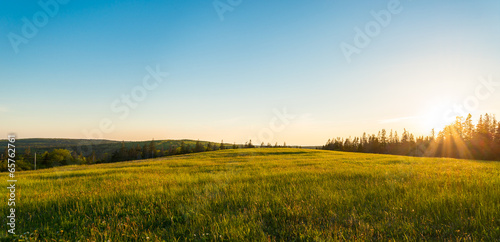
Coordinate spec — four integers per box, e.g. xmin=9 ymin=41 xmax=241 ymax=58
xmin=1 ymin=0 xmax=499 ymax=145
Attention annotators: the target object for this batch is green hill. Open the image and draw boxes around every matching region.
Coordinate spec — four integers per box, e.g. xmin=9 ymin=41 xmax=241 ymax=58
xmin=3 ymin=148 xmax=499 ymax=240
xmin=0 ymin=138 xmax=221 ymax=155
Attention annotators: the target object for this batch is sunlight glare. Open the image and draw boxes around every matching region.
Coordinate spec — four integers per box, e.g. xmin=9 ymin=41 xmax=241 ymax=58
xmin=421 ymin=101 xmax=453 ymax=134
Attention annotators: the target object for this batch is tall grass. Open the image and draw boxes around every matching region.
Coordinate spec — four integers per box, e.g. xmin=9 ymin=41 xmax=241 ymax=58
xmin=2 ymin=148 xmax=499 ymax=240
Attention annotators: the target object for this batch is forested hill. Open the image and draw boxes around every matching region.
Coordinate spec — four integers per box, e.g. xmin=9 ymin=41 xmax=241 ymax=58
xmin=0 ymin=138 xmax=225 ymax=168
xmin=0 ymin=138 xmax=118 ymax=153
xmin=0 ymin=138 xmax=222 ymax=154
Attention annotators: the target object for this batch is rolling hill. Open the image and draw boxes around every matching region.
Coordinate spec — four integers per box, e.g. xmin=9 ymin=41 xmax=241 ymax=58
xmin=2 ymin=148 xmax=499 ymax=240
xmin=0 ymin=138 xmax=226 ymax=160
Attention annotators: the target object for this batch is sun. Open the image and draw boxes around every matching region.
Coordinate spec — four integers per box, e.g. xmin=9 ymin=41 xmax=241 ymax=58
xmin=420 ymin=102 xmax=454 ymax=134
xmin=422 ymin=112 xmax=449 ymax=133
xmin=419 ymin=96 xmax=457 ymax=135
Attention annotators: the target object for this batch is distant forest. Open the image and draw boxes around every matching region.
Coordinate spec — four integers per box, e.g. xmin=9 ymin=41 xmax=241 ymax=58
xmin=2 ymin=113 xmax=499 ymax=172
xmin=0 ymin=138 xmax=281 ymax=171
xmin=322 ymin=113 xmax=500 ymax=161
xmin=0 ymin=139 xmax=239 ymax=171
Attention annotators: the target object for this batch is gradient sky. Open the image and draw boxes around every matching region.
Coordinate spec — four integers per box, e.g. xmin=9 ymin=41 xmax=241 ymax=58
xmin=1 ymin=0 xmax=499 ymax=145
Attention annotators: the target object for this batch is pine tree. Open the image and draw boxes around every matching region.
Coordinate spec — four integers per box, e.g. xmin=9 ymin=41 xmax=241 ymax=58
xmin=381 ymin=129 xmax=387 ymax=144
xmin=24 ymin=146 xmax=32 ymax=159
xmin=206 ymin=143 xmax=213 ymax=151
xmin=1 ymin=147 xmax=6 ymax=162
xmin=401 ymin=129 xmax=409 ymax=144
xmin=491 ymin=116 xmax=498 ymax=139
xmin=380 ymin=129 xmax=387 ymax=153
xmin=136 ymin=144 xmax=142 ymax=159
xmin=495 ymin=121 xmax=500 ymax=143
xmin=495 ymin=121 xmax=500 ymax=158
xmin=248 ymin=140 xmax=254 ymax=148
xmin=119 ymin=141 xmax=127 ymax=160
xmin=149 ymin=139 xmax=156 ymax=158
xmin=194 ymin=140 xmax=204 ymax=152
xmin=484 ymin=114 xmax=491 ymax=135
xmin=142 ymin=144 xmax=149 ymax=159
xmin=41 ymin=151 xmax=51 ymax=167
xmin=180 ymin=141 xmax=188 ymax=154
xmin=464 ymin=114 xmax=473 ymax=141
xmin=168 ymin=145 xmax=176 ymax=155
xmin=476 ymin=115 xmax=485 ymax=137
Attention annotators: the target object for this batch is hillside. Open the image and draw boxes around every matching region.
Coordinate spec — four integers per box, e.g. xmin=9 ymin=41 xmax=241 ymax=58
xmin=0 ymin=138 xmax=221 ymax=155
xmin=3 ymin=148 xmax=500 ymax=240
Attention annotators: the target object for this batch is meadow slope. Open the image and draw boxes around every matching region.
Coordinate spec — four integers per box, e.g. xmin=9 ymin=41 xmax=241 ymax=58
xmin=2 ymin=148 xmax=500 ymax=241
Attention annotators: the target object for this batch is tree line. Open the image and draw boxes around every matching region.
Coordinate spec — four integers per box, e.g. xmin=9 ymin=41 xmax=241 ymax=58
xmin=0 ymin=139 xmax=296 ymax=171
xmin=108 ymin=140 xmax=236 ymax=163
xmin=0 ymin=140 xmax=229 ymax=171
xmin=322 ymin=113 xmax=500 ymax=161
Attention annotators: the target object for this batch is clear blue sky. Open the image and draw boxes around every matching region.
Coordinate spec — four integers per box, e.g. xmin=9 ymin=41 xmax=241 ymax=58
xmin=1 ymin=0 xmax=499 ymax=145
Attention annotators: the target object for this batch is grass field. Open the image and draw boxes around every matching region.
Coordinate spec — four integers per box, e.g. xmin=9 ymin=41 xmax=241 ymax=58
xmin=2 ymin=148 xmax=500 ymax=241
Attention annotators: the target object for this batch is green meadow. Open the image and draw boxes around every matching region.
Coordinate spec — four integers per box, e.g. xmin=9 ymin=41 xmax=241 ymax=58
xmin=2 ymin=148 xmax=500 ymax=241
